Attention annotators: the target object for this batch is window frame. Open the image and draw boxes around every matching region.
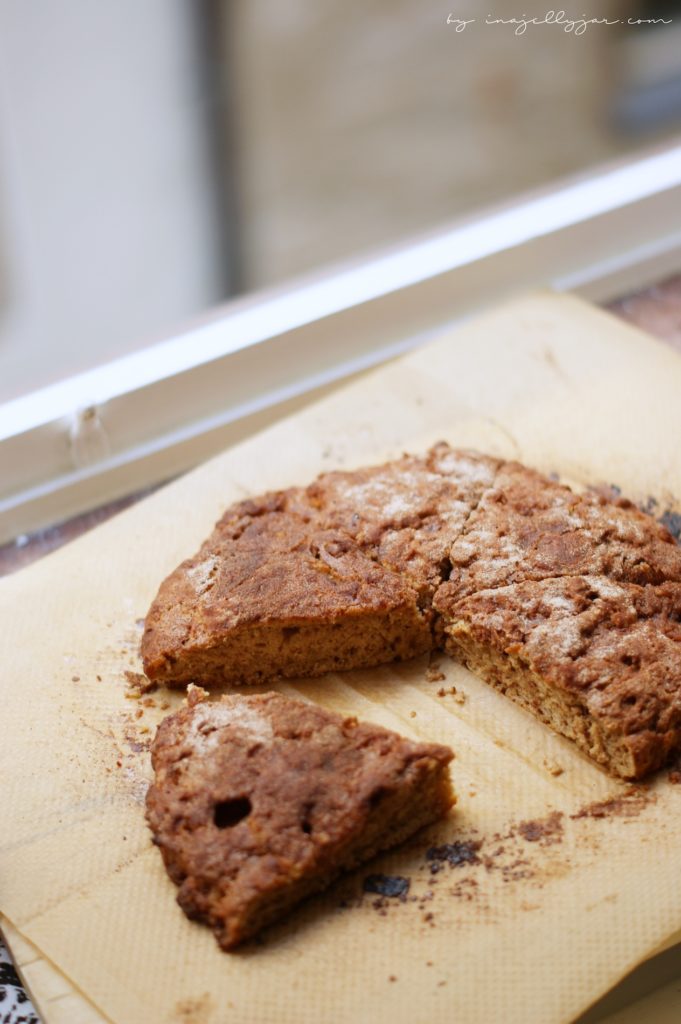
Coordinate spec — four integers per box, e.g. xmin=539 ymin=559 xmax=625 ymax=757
xmin=2 ymin=141 xmax=681 ymax=544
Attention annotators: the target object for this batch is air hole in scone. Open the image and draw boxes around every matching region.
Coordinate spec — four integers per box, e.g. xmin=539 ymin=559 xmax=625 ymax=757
xmin=282 ymin=626 xmax=300 ymax=640
xmin=621 ymin=695 xmax=637 ymax=707
xmin=621 ymin=654 xmax=640 ymax=668
xmin=301 ymin=802 xmax=315 ymax=834
xmin=369 ymin=786 xmax=389 ymax=808
xmin=437 ymin=556 xmax=453 ymax=582
xmin=214 ymin=797 xmax=252 ymax=829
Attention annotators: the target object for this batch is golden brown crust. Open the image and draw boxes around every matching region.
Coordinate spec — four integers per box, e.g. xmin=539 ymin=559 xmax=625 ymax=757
xmin=308 ymin=445 xmax=500 ymax=592
xmin=146 ymin=690 xmax=455 ymax=949
xmin=437 ymin=461 xmax=681 ymax=608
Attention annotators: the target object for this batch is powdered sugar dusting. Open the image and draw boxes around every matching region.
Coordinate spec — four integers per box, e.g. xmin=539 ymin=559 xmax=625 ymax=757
xmin=187 ymin=556 xmax=219 ymax=595
xmin=337 ymin=469 xmax=440 ymax=521
xmin=432 ymin=450 xmax=496 ymax=488
xmin=187 ymin=699 xmax=273 ymax=753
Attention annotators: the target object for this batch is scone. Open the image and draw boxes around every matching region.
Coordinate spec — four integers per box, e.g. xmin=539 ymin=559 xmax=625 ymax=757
xmin=142 ymin=444 xmax=681 ymax=779
xmin=142 ymin=490 xmax=432 ymax=687
xmin=142 ymin=446 xmax=499 ymax=688
xmin=146 ymin=688 xmax=455 ymax=949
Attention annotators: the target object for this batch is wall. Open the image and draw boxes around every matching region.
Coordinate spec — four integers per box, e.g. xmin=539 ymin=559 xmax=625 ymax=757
xmin=0 ymin=0 xmax=228 ymax=402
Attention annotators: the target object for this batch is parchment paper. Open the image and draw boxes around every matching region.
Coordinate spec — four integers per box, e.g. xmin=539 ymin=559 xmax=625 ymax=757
xmin=2 ymin=292 xmax=681 ymax=1024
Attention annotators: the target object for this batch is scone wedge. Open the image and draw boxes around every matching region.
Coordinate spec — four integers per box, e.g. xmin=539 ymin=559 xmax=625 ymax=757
xmin=146 ymin=688 xmax=455 ymax=949
xmin=142 ymin=446 xmax=499 ymax=688
xmin=442 ymin=576 xmax=681 ymax=779
xmin=142 ymin=491 xmax=432 ymax=687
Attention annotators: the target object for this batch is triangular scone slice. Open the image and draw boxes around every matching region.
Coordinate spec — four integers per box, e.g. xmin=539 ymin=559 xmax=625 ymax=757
xmin=442 ymin=576 xmax=681 ymax=779
xmin=438 ymin=461 xmax=681 ymax=606
xmin=146 ymin=689 xmax=455 ymax=949
xmin=142 ymin=491 xmax=432 ymax=687
xmin=142 ymin=445 xmax=500 ymax=689
xmin=307 ymin=444 xmax=501 ymax=597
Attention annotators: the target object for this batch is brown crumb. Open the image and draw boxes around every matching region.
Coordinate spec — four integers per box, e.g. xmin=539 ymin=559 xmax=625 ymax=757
xmin=426 ymin=667 xmax=446 ymax=683
xmin=124 ymin=670 xmax=157 ymax=695
xmin=71 ymin=675 xmax=80 ymax=682
xmin=426 ymin=839 xmax=482 ymax=874
xmin=542 ymin=758 xmax=564 ymax=777
xmin=174 ymin=994 xmax=214 ymax=1024
xmin=96 ymin=674 xmax=102 ymax=682
xmin=571 ymin=788 xmax=652 ymax=820
xmin=409 ymin=711 xmax=417 ymax=718
xmin=186 ymin=684 xmax=209 ymax=706
xmin=135 ymin=708 xmax=144 ymax=720
xmin=517 ymin=811 xmax=564 ymax=846
xmin=388 ymin=975 xmax=397 ymax=983
xmin=436 ymin=685 xmax=464 ymax=704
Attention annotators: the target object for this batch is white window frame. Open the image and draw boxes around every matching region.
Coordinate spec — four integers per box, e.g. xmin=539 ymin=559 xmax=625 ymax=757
xmin=2 ymin=141 xmax=681 ymax=544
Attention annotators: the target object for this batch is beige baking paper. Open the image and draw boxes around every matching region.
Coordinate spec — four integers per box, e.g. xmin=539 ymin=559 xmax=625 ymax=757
xmin=2 ymin=292 xmax=681 ymax=1024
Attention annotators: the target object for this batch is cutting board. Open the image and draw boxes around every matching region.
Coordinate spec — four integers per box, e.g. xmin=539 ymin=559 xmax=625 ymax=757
xmin=3 ymin=292 xmax=681 ymax=1024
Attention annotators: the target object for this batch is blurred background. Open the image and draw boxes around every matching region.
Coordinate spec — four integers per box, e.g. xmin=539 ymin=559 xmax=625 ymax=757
xmin=1 ymin=0 xmax=680 ymax=402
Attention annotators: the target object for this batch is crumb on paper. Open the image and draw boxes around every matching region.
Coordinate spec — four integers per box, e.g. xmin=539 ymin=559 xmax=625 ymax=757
xmin=436 ymin=685 xmax=465 ymax=704
xmin=124 ymin=670 xmax=157 ymax=696
xmin=426 ymin=666 xmax=446 ymax=683
xmin=517 ymin=812 xmax=564 ymax=846
xmin=543 ymin=758 xmax=564 ymax=777
xmin=363 ymin=874 xmax=411 ymax=899
xmin=410 ymin=710 xmax=417 ymax=718
xmin=426 ymin=840 xmax=482 ymax=874
xmin=571 ymin=787 xmax=652 ymax=821
xmin=186 ymin=684 xmax=209 ymax=707
xmin=174 ymin=994 xmax=214 ymax=1024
